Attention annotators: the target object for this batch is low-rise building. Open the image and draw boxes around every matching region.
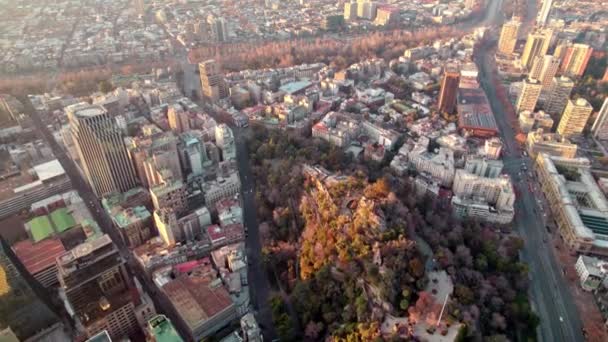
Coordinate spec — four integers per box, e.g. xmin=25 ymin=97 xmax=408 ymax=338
xmin=575 ymin=255 xmax=608 ymax=291
xmin=203 ymin=172 xmax=241 ymax=208
xmin=526 ymin=129 xmax=577 ymax=159
xmin=536 ymin=154 xmax=608 ymax=256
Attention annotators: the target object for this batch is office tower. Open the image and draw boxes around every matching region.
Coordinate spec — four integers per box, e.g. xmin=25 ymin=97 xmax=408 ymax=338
xmin=215 ymin=124 xmax=236 ymax=161
xmin=181 ymin=132 xmax=207 ymax=177
xmin=537 ymin=0 xmax=553 ymax=26
xmin=67 ymin=103 xmax=138 ymax=197
xmin=516 ymin=78 xmax=542 ymax=113
xmin=557 ymin=98 xmax=594 ymax=138
xmin=208 ymin=16 xmax=228 ymax=42
xmin=438 ymin=70 xmax=460 ymax=114
xmin=544 ymin=76 xmax=574 ymax=115
xmin=559 ymin=43 xmax=593 ymax=77
xmin=591 ymin=98 xmax=608 ymax=140
xmin=521 ymin=29 xmax=552 ymax=70
xmin=199 ymin=60 xmax=228 ymax=102
xmin=497 ymin=19 xmax=520 ymax=55
xmin=57 ymin=235 xmax=140 ymax=339
xmin=167 ymin=104 xmax=191 ymax=134
xmin=0 ymin=238 xmax=59 ymax=340
xmin=344 ymin=2 xmax=357 ymax=20
xmin=530 ymin=55 xmax=560 ymax=88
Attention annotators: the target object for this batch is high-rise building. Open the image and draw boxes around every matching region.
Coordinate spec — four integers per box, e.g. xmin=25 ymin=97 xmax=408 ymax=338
xmin=67 ymin=103 xmax=138 ymax=197
xmin=181 ymin=132 xmax=207 ymax=177
xmin=515 ymin=78 xmax=542 ymax=113
xmin=0 ymin=238 xmax=59 ymax=340
xmin=344 ymin=2 xmax=358 ymax=20
xmin=150 ymin=180 xmax=188 ymax=215
xmin=559 ymin=43 xmax=593 ymax=77
xmin=521 ymin=29 xmax=552 ymax=70
xmin=591 ymin=98 xmax=608 ymax=140
xmin=557 ymin=98 xmax=594 ymax=137
xmin=438 ymin=70 xmax=460 ymax=114
xmin=57 ymin=235 xmax=140 ymax=340
xmin=208 ymin=16 xmax=228 ymax=42
xmin=167 ymin=104 xmax=191 ymax=134
xmin=497 ymin=18 xmax=520 ymax=55
xmin=537 ymin=0 xmax=553 ymax=26
xmin=530 ymin=55 xmax=561 ymax=88
xmin=199 ymin=60 xmax=228 ymax=102
xmin=544 ymin=76 xmax=574 ymax=115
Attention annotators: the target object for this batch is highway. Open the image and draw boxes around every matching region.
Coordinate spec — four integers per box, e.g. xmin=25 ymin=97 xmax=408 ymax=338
xmin=476 ymin=39 xmax=585 ymax=342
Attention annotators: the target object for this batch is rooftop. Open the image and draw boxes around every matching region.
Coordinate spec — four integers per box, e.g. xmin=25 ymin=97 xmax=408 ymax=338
xmin=50 ymin=207 xmax=76 ymax=233
xmin=162 ymin=273 xmax=233 ymax=331
xmin=148 ymin=315 xmax=184 ymax=342
xmin=27 ymin=215 xmax=54 ymax=242
xmin=12 ymin=238 xmax=66 ymax=275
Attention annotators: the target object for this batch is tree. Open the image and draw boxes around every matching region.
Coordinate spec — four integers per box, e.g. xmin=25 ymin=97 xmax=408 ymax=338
xmin=98 ymin=79 xmax=115 ymax=93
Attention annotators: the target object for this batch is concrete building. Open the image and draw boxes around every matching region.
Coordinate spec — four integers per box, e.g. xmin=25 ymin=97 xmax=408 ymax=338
xmin=521 ymin=29 xmax=552 ymax=70
xmin=57 ymin=235 xmax=140 ymax=339
xmin=199 ymin=60 xmax=228 ymax=102
xmin=556 ymin=98 xmax=594 ymax=138
xmin=544 ymin=76 xmax=574 ymax=116
xmin=215 ymin=124 xmax=236 ymax=161
xmin=167 ymin=104 xmax=191 ymax=134
xmin=208 ymin=16 xmax=228 ymax=42
xmin=591 ymin=98 xmax=608 ymax=140
xmin=12 ymin=237 xmax=66 ymax=289
xmin=451 ymin=170 xmax=515 ymax=224
xmin=438 ymin=70 xmax=460 ymax=114
xmin=484 ymin=137 xmax=503 ymax=159
xmin=575 ymin=255 xmax=608 ymax=291
xmin=0 ymin=238 xmax=59 ymax=340
xmin=147 ymin=315 xmax=184 ymax=342
xmin=0 ymin=159 xmax=72 ymax=220
xmin=535 ymin=154 xmax=608 ymax=256
xmin=160 ymin=263 xmax=237 ymax=340
xmin=392 ymin=137 xmax=455 ymax=186
xmin=240 ymin=313 xmax=262 ymax=342
xmin=497 ymin=18 xmax=520 ymax=55
xmin=126 ymin=130 xmax=182 ymax=188
xmin=518 ymin=110 xmax=554 ymax=133
xmin=464 ymin=156 xmax=503 ymax=178
xmin=344 ymin=2 xmax=358 ymax=20
xmin=530 ymin=55 xmax=560 ymax=89
xmin=556 ymin=43 xmax=593 ymax=77
xmin=203 ymin=172 xmax=241 ymax=208
xmin=537 ymin=0 xmax=553 ymax=26
xmin=526 ymin=129 xmax=578 ymax=159
xmin=67 ymin=103 xmax=138 ymax=196
xmin=150 ymin=180 xmax=188 ymax=216
xmin=181 ymin=132 xmax=208 ymax=177
xmin=515 ymin=78 xmax=542 ymax=114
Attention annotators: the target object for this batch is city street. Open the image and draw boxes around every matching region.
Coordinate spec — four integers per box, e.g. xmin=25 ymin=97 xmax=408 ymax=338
xmin=25 ymin=105 xmax=192 ymax=341
xmin=476 ymin=44 xmax=584 ymax=342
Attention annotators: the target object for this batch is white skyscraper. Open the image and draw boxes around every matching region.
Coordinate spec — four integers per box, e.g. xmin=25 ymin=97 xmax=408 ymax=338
xmin=591 ymin=98 xmax=608 ymax=140
xmin=537 ymin=0 xmax=553 ymax=26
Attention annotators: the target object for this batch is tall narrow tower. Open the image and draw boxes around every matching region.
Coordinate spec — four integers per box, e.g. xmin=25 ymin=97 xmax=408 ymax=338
xmin=438 ymin=70 xmax=460 ymax=115
xmin=497 ymin=19 xmax=520 ymax=55
xmin=67 ymin=103 xmax=138 ymax=197
xmin=516 ymin=78 xmax=542 ymax=113
xmin=557 ymin=98 xmax=594 ymax=138
xmin=591 ymin=98 xmax=608 ymax=140
xmin=521 ymin=29 xmax=553 ymax=70
xmin=537 ymin=0 xmax=553 ymax=26
xmin=199 ymin=60 xmax=228 ymax=102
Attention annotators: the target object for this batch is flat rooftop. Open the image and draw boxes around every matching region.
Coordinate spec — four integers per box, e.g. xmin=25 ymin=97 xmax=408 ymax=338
xmin=12 ymin=238 xmax=66 ymax=275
